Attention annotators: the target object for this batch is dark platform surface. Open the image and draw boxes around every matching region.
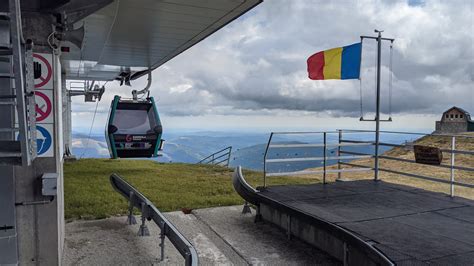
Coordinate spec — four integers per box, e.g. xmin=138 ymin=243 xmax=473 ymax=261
xmin=260 ymin=180 xmax=474 ymax=265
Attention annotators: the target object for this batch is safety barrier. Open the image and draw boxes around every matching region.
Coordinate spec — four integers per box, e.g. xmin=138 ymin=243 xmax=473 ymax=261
xmin=263 ymin=130 xmax=474 ymax=197
xmin=263 ymin=131 xmax=373 ymax=187
xmin=198 ymin=146 xmax=232 ymax=167
xmin=339 ymin=130 xmax=474 ymax=197
xmin=110 ymin=173 xmax=198 ymax=266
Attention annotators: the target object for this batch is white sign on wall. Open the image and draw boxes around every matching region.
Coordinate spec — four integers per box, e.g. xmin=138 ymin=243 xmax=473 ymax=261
xmin=35 ymin=90 xmax=53 ymax=124
xmin=33 ymin=52 xmax=54 ymax=157
xmin=33 ymin=53 xmax=53 ymax=90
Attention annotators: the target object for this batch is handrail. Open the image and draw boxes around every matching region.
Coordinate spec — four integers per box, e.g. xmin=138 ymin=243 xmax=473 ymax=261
xmin=339 ymin=129 xmax=474 ymax=139
xmin=110 ymin=174 xmax=198 ymax=266
xmin=198 ymin=146 xmax=232 ymax=167
xmin=263 ymin=131 xmax=375 ymax=186
xmin=262 ymin=130 xmax=474 ymax=197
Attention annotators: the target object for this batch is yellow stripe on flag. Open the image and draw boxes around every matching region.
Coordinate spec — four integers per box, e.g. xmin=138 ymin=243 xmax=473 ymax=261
xmin=323 ymin=47 xmax=342 ymax=79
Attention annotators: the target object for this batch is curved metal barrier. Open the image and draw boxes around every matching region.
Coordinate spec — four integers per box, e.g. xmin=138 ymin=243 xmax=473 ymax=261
xmin=232 ymin=166 xmax=260 ymax=206
xmin=232 ymin=166 xmax=394 ymax=266
xmin=110 ymin=173 xmax=198 ymax=266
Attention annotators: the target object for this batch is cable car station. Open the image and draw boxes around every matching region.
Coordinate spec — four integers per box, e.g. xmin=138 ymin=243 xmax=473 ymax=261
xmin=0 ymin=0 xmax=261 ymax=264
xmin=1 ymin=0 xmax=473 ymax=265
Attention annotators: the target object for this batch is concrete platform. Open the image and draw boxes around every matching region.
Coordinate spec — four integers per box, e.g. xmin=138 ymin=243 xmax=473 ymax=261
xmin=258 ymin=180 xmax=474 ymax=265
xmin=62 ymin=205 xmax=339 ymax=265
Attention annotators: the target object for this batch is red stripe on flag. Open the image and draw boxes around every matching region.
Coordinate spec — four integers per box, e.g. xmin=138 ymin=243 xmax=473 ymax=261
xmin=307 ymin=51 xmax=325 ymax=80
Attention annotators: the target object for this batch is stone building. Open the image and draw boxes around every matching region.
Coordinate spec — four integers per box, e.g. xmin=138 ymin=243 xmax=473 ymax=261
xmin=435 ymin=106 xmax=474 ymax=133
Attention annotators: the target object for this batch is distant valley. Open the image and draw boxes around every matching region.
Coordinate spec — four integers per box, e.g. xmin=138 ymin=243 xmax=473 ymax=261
xmin=72 ymin=131 xmax=418 ymax=172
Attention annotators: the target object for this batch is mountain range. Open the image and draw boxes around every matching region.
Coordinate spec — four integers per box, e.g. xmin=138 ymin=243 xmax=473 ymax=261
xmin=72 ymin=131 xmax=416 ymax=172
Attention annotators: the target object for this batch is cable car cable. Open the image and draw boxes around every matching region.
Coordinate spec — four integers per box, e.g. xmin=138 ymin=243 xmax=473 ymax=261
xmin=80 ymin=98 xmax=99 ymax=159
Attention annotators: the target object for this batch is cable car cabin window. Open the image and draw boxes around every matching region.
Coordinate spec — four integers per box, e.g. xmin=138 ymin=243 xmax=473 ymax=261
xmin=113 ymin=109 xmax=151 ymax=134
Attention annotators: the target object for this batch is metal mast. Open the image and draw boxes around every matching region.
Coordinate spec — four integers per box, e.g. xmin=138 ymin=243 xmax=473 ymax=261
xmin=374 ymin=29 xmax=382 ymax=181
xmin=360 ymin=30 xmax=394 ymax=181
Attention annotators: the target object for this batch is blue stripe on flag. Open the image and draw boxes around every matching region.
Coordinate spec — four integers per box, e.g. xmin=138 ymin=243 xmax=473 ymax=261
xmin=341 ymin=42 xmax=362 ymax=80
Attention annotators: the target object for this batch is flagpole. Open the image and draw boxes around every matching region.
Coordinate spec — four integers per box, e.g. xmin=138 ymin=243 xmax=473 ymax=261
xmin=360 ymin=30 xmax=394 ymax=181
xmin=374 ymin=29 xmax=383 ymax=181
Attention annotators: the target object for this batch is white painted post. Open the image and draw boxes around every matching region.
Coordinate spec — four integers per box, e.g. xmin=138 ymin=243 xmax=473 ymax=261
xmin=337 ymin=130 xmax=342 ymax=181
xmin=323 ymin=132 xmax=327 ymax=184
xmin=450 ymin=136 xmax=456 ymax=197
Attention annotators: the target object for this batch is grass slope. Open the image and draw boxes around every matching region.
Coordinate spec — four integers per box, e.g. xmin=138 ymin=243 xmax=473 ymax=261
xmin=65 ymin=159 xmax=313 ymax=220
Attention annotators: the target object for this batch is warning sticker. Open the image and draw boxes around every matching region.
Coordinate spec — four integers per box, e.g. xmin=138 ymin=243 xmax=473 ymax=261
xmin=33 ymin=53 xmax=53 ymax=89
xmin=36 ymin=124 xmax=54 ymax=157
xmin=16 ymin=124 xmax=54 ymax=157
xmin=35 ymin=90 xmax=53 ymax=123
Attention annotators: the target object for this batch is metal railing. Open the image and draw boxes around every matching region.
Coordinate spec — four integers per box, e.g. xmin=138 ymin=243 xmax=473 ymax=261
xmin=110 ymin=174 xmax=198 ymax=266
xmin=262 ymin=130 xmax=474 ymax=197
xmin=198 ymin=146 xmax=232 ymax=167
xmin=339 ymin=130 xmax=474 ymax=197
xmin=263 ymin=131 xmax=373 ymax=187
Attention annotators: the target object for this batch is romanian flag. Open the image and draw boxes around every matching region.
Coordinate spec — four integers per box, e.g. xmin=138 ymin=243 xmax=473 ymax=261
xmin=307 ymin=42 xmax=362 ymax=80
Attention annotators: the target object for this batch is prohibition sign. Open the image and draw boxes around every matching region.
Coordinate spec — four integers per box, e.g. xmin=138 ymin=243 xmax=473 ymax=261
xmin=33 ymin=53 xmax=52 ymax=88
xmin=35 ymin=91 xmax=52 ymax=122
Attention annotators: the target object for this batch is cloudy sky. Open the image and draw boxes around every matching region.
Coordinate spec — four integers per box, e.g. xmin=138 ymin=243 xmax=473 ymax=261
xmin=72 ymin=0 xmax=474 ymax=134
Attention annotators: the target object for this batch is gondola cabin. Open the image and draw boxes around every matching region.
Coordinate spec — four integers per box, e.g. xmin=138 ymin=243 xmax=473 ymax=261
xmin=105 ymin=95 xmax=164 ymax=158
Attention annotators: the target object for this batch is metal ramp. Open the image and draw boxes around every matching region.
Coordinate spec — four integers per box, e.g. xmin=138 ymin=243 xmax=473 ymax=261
xmin=0 ymin=0 xmax=36 ymax=166
xmin=232 ymin=129 xmax=474 ymax=265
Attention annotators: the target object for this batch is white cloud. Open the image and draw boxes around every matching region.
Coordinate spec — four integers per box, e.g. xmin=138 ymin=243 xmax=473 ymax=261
xmin=71 ymin=0 xmax=474 ymax=132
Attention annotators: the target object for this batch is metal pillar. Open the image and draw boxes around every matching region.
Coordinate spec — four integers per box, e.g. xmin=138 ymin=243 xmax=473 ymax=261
xmin=450 ymin=136 xmax=456 ymax=197
xmin=373 ymin=30 xmax=382 ymax=181
xmin=63 ymin=89 xmax=74 ymax=158
xmin=360 ymin=30 xmax=394 ymax=181
xmin=323 ymin=132 xmax=327 ymax=184
xmin=337 ymin=130 xmax=342 ymax=180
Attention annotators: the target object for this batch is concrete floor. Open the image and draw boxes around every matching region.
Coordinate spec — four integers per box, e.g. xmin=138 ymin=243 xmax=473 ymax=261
xmin=63 ymin=205 xmax=339 ymax=265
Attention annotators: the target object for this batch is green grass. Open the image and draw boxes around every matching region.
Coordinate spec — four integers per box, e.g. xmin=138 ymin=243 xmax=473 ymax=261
xmin=64 ymin=159 xmax=316 ymax=220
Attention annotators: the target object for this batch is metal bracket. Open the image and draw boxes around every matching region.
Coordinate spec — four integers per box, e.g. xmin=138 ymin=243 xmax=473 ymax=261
xmin=127 ymin=191 xmax=137 ymax=225
xmin=241 ymin=201 xmax=252 ymax=214
xmin=159 ymin=222 xmax=166 ymax=261
xmin=137 ymin=202 xmax=150 ymax=236
xmin=0 ymin=225 xmax=14 ymax=231
xmin=254 ymin=205 xmax=262 ymax=223
xmin=359 ymin=117 xmax=392 ymax=122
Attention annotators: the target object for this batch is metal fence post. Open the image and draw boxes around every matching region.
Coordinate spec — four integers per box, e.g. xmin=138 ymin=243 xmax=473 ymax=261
xmin=263 ymin=133 xmax=274 ymax=188
xmin=138 ymin=202 xmax=150 ymax=236
xmin=337 ymin=130 xmax=342 ymax=180
xmin=450 ymin=136 xmax=456 ymax=197
xmin=323 ymin=132 xmax=327 ymax=184
xmin=159 ymin=222 xmax=166 ymax=261
xmin=127 ymin=191 xmax=137 ymax=225
xmin=227 ymin=146 xmax=232 ymax=167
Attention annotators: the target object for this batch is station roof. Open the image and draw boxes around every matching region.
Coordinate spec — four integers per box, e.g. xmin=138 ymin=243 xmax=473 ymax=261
xmin=60 ymin=0 xmax=262 ymax=81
